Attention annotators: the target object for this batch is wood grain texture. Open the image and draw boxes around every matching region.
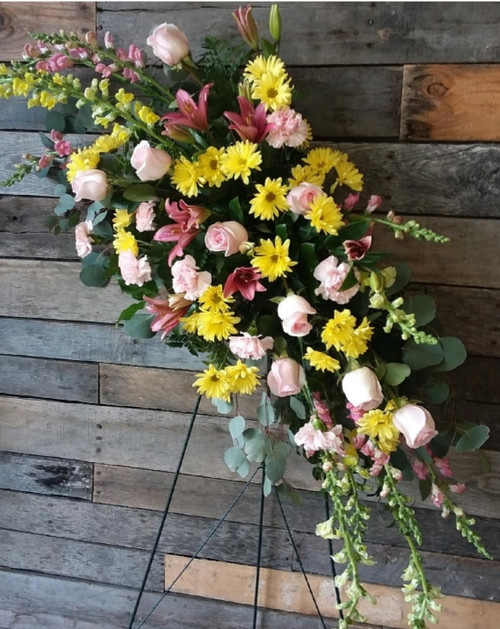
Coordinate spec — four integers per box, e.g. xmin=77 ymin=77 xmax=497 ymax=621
xmin=0 ymin=355 xmax=98 ymax=403
xmin=97 ymin=2 xmax=500 ymax=65
xmin=0 ymin=452 xmax=92 ymax=499
xmin=0 ymin=2 xmax=95 ymax=61
xmin=401 ymin=65 xmax=500 ymax=141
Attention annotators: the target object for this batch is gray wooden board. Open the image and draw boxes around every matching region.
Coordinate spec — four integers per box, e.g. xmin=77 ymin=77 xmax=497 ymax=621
xmin=97 ymin=2 xmax=500 ymax=65
xmin=0 ymin=490 xmax=497 ymax=600
xmin=0 ymin=355 xmax=98 ymax=403
xmin=0 ymin=570 xmax=348 ymax=629
xmin=0 ymin=452 xmax=92 ymax=499
xmin=2 ymin=133 xmax=500 ymax=218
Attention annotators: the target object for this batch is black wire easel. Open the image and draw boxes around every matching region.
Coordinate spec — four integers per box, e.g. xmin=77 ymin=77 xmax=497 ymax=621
xmin=127 ymin=395 xmax=344 ymax=628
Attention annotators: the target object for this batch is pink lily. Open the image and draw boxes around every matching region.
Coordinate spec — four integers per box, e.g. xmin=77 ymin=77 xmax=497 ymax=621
xmin=153 ymin=199 xmax=208 ymax=265
xmin=161 ymin=83 xmax=213 ymax=132
xmin=224 ymin=96 xmax=274 ymax=143
xmin=223 ymin=266 xmax=266 ymax=301
xmin=143 ymin=295 xmax=190 ymax=339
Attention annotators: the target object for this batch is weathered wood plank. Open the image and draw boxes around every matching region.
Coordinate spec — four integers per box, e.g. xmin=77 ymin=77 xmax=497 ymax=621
xmin=0 ymin=452 xmax=92 ymax=498
xmin=0 ymin=317 xmax=204 ymax=370
xmin=0 ymin=570 xmax=334 ymax=629
xmin=97 ymin=2 xmax=500 ymax=65
xmin=0 ymin=355 xmax=98 ymax=403
xmin=0 ymin=2 xmax=96 ymax=61
xmin=401 ymin=65 xmax=500 ymax=141
xmin=1 ymin=261 xmax=498 ymax=356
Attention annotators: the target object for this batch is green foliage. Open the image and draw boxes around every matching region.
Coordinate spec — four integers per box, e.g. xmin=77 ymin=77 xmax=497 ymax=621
xmin=402 ymin=295 xmax=436 ymax=328
xmin=122 ymin=313 xmax=156 ymax=339
xmin=455 ymin=425 xmax=490 ymax=452
xmin=79 ymin=252 xmax=109 ymax=287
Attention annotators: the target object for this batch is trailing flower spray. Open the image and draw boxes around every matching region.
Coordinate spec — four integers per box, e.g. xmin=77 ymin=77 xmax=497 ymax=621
xmin=0 ymin=5 xmax=491 ymax=627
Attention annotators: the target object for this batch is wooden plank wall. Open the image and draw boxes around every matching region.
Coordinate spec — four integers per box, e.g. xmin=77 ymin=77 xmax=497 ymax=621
xmin=0 ymin=2 xmax=499 ymax=628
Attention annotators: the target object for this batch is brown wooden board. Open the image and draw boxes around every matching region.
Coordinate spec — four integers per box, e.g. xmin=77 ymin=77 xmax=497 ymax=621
xmin=0 ymin=2 xmax=95 ymax=61
xmin=402 ymin=64 xmax=500 ymax=141
xmin=97 ymin=2 xmax=500 ymax=65
xmin=0 ymin=452 xmax=92 ymax=499
xmin=0 ymin=355 xmax=98 ymax=403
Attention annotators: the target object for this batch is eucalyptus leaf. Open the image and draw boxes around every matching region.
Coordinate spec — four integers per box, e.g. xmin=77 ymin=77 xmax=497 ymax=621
xmin=384 ymin=362 xmax=411 ymax=386
xmin=403 ymin=295 xmax=437 ymax=328
xmin=243 ymin=429 xmax=267 ymax=462
xmin=122 ymin=313 xmax=155 ymax=339
xmin=45 ymin=110 xmax=66 ymax=132
xmin=79 ymin=252 xmax=109 ymax=287
xmin=213 ymin=398 xmax=234 ymax=415
xmin=265 ymin=452 xmax=287 ymax=483
xmin=289 ymin=396 xmax=306 ymax=420
xmin=53 ymin=194 xmax=75 ymax=216
xmin=435 ymin=337 xmax=467 ymax=372
xmin=228 ymin=415 xmax=246 ymax=439
xmin=224 ymin=445 xmax=247 ymax=473
xmin=423 ymin=377 xmax=450 ymax=404
xmin=92 ymin=221 xmax=113 ymax=239
xmin=402 ymin=339 xmax=444 ymax=371
xmin=38 ymin=131 xmax=54 ymax=149
xmin=257 ymin=395 xmax=275 ymax=426
xmin=455 ymin=425 xmax=490 ymax=453
xmin=263 ymin=476 xmax=273 ymax=496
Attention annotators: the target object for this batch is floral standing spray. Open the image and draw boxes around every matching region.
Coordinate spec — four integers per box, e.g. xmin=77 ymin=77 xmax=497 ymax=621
xmin=0 ymin=5 xmax=491 ymax=628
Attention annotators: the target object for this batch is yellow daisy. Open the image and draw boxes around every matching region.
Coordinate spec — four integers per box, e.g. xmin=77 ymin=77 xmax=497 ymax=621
xmin=181 ymin=312 xmax=201 ymax=335
xmin=226 ymin=361 xmax=260 ymax=396
xmin=251 ymin=236 xmax=297 ymax=282
xmin=341 ymin=317 xmax=373 ymax=359
xmin=251 ymin=71 xmax=293 ymax=111
xmin=193 ymin=364 xmax=231 ymax=401
xmin=113 ymin=230 xmax=138 ymax=256
xmin=171 ymin=156 xmax=200 ymax=197
xmin=65 ymin=147 xmax=100 ymax=183
xmin=198 ymin=285 xmax=234 ymax=313
xmin=335 ymin=155 xmax=364 ymax=191
xmin=321 ymin=310 xmax=357 ymax=352
xmin=303 ymin=147 xmax=341 ymax=175
xmin=305 ymin=192 xmax=345 ymax=235
xmin=304 ymin=348 xmax=341 ymax=373
xmin=288 ymin=164 xmax=325 ymax=188
xmin=249 ymin=177 xmax=289 ymax=220
xmin=357 ymin=407 xmax=400 ymax=454
xmin=221 ymin=141 xmax=262 ymax=184
xmin=198 ymin=146 xmax=227 ymax=188
xmin=243 ymin=55 xmax=287 ymax=84
xmin=112 ymin=209 xmax=133 ymax=231
xmin=196 ymin=310 xmax=241 ymax=341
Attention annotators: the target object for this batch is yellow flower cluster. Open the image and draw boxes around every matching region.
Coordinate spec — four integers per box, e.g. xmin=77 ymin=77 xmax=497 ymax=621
xmin=303 ymin=348 xmax=341 ymax=373
xmin=243 ymin=55 xmax=293 ymax=111
xmin=112 ymin=209 xmax=137 ymax=255
xmin=182 ymin=285 xmax=241 ymax=342
xmin=357 ymin=405 xmax=400 ymax=454
xmin=289 ymin=146 xmax=364 ymax=193
xmin=193 ymin=360 xmax=260 ymax=402
xmin=321 ymin=310 xmax=373 ymax=359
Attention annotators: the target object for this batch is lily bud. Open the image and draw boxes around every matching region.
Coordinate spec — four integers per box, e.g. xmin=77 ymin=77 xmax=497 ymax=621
xmin=269 ymin=5 xmax=282 ymax=42
xmin=233 ymin=6 xmax=259 ymax=50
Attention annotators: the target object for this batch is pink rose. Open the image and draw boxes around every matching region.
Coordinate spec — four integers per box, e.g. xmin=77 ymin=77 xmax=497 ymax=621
xmin=71 ymin=169 xmax=108 ymax=202
xmin=267 ymin=358 xmax=305 ymax=397
xmin=146 ymin=23 xmax=189 ymax=66
xmin=118 ymin=251 xmax=152 ymax=286
xmin=294 ymin=423 xmax=345 ymax=458
xmin=171 ymin=255 xmax=211 ymax=300
xmin=286 ymin=183 xmax=322 ymax=215
xmin=277 ymin=294 xmax=316 ymax=337
xmin=341 ymin=367 xmax=383 ymax=411
xmin=130 ymin=140 xmax=172 ymax=181
xmin=314 ymin=255 xmax=360 ymax=304
xmin=393 ymin=404 xmax=438 ymax=449
xmin=229 ymin=333 xmax=274 ymax=360
xmin=135 ymin=200 xmax=156 ymax=231
xmin=205 ymin=221 xmax=249 ymax=256
xmin=74 ymin=220 xmax=93 ymax=258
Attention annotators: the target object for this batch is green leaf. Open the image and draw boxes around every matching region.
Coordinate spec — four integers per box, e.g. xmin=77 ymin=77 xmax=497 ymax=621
xmin=257 ymin=395 xmax=275 ymax=426
xmin=263 ymin=476 xmax=273 ymax=496
xmin=224 ymin=445 xmax=248 ymax=474
xmin=337 ymin=218 xmax=371 ymax=242
xmin=122 ymin=313 xmax=155 ymax=339
xmin=123 ymin=184 xmax=157 ymax=202
xmin=455 ymin=425 xmax=490 ymax=452
xmin=228 ymin=197 xmax=244 ymax=223
xmin=44 ymin=215 xmax=59 ymax=231
xmin=435 ymin=337 xmax=467 ymax=372
xmin=338 ymin=266 xmax=358 ymax=291
xmin=265 ymin=452 xmax=287 ymax=483
xmin=213 ymin=398 xmax=234 ymax=415
xmin=228 ymin=415 xmax=246 ymax=439
xmin=403 ymin=295 xmax=436 ymax=328
xmin=116 ymin=301 xmax=145 ymax=324
xmin=79 ymin=252 xmax=109 ymax=287
xmin=419 ymin=478 xmax=432 ymax=501
xmin=299 ymin=242 xmax=318 ymax=270
xmin=243 ymin=428 xmax=267 ymax=462
xmin=44 ymin=110 xmax=66 ymax=132
xmin=384 ymin=362 xmax=411 ymax=386
xmin=92 ymin=220 xmax=113 ymax=239
xmin=289 ymin=396 xmax=306 ymax=420
xmin=276 ymin=482 xmax=302 ymax=505
xmin=53 ymin=194 xmax=75 ymax=216
xmin=402 ymin=339 xmax=444 ymax=371
xmin=38 ymin=131 xmax=54 ymax=149
xmin=275 ymin=223 xmax=288 ymax=241
xmin=423 ymin=377 xmax=450 ymax=404
xmin=54 ymin=183 xmax=68 ymax=197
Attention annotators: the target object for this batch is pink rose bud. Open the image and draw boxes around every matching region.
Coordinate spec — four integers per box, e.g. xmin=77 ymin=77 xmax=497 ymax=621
xmin=392 ymin=404 xmax=438 ymax=449
xmin=277 ymin=294 xmax=316 ymax=337
xmin=267 ymin=357 xmax=305 ymax=398
xmin=286 ymin=182 xmax=322 ymax=215
xmin=146 ymin=23 xmax=189 ymax=66
xmin=341 ymin=367 xmax=383 ymax=411
xmin=366 ymin=194 xmax=383 ymax=213
xmin=342 ymin=193 xmax=360 ymax=212
xmin=205 ymin=221 xmax=249 ymax=256
xmin=130 ymin=140 xmax=172 ymax=182
xmin=71 ymin=169 xmax=108 ymax=202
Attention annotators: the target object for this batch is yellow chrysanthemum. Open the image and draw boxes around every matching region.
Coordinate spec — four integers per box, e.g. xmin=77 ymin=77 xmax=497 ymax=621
xmin=305 ymin=192 xmax=345 ymax=235
xmin=181 ymin=312 xmax=201 ymax=335
xmin=251 ymin=236 xmax=297 ymax=282
xmin=196 ymin=310 xmax=241 ymax=341
xmin=335 ymin=155 xmax=364 ymax=191
xmin=341 ymin=316 xmax=373 ymax=359
xmin=249 ymin=177 xmax=289 ymax=220
xmin=303 ymin=147 xmax=341 ymax=175
xmin=221 ymin=141 xmax=262 ymax=185
xmin=113 ymin=209 xmax=133 ymax=231
xmin=226 ymin=361 xmax=260 ymax=396
xmin=321 ymin=310 xmax=357 ymax=352
xmin=135 ymin=103 xmax=161 ymax=125
xmin=198 ymin=285 xmax=234 ymax=313
xmin=251 ymin=72 xmax=293 ymax=111
xmin=65 ymin=147 xmax=100 ymax=183
xmin=171 ymin=156 xmax=200 ymax=197
xmin=92 ymin=123 xmax=132 ymax=153
xmin=304 ymin=348 xmax=341 ymax=373
xmin=113 ymin=229 xmax=138 ymax=256
xmin=243 ymin=55 xmax=287 ymax=84
xmin=288 ymin=164 xmax=325 ymax=188
xmin=198 ymin=146 xmax=227 ymax=188
xmin=193 ymin=364 xmax=231 ymax=401
xmin=357 ymin=408 xmax=400 ymax=454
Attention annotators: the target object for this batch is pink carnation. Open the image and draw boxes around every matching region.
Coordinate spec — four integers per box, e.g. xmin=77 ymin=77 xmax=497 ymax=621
xmin=314 ymin=255 xmax=360 ymax=304
xmin=229 ymin=333 xmax=274 ymax=360
xmin=118 ymin=251 xmax=152 ymax=286
xmin=135 ymin=200 xmax=156 ymax=232
xmin=266 ymin=108 xmax=310 ymax=148
xmin=74 ymin=220 xmax=93 ymax=258
xmin=171 ymin=255 xmax=211 ymax=300
xmin=412 ymin=459 xmax=429 ymax=480
xmin=434 ymin=456 xmax=453 ymax=478
xmin=295 ymin=423 xmax=345 ymax=458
